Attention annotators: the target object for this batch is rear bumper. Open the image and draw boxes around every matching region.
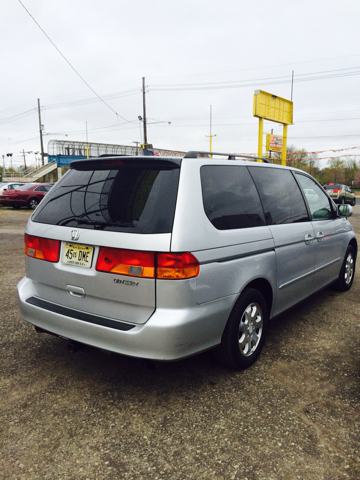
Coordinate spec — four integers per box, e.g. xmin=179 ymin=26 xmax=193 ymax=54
xmin=17 ymin=276 xmax=234 ymax=361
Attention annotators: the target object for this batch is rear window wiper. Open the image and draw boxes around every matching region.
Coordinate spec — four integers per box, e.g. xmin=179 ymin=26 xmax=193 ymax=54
xmin=58 ymin=218 xmax=134 ymax=229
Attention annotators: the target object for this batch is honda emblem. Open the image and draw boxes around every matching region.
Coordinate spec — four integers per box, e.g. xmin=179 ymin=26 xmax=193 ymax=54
xmin=71 ymin=229 xmax=80 ymax=241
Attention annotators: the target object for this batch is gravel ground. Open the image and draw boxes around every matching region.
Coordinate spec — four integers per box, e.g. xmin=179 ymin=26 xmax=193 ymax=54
xmin=0 ymin=207 xmax=359 ymax=480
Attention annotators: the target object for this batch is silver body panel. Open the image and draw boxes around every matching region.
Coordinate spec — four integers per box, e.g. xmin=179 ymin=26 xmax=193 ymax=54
xmin=17 ymin=158 xmax=357 ymax=361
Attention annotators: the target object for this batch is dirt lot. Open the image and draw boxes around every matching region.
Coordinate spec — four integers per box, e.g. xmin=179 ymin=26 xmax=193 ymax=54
xmin=0 ymin=207 xmax=359 ymax=480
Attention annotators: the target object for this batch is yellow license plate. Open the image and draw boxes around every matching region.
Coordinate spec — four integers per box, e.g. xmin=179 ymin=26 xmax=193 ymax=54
xmin=63 ymin=243 xmax=94 ymax=268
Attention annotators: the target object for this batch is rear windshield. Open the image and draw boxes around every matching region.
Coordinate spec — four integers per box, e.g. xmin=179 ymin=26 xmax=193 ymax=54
xmin=32 ymin=166 xmax=180 ymax=234
xmin=323 ymin=184 xmax=342 ymax=190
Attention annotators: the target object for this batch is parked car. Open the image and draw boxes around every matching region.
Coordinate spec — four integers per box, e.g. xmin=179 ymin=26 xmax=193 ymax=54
xmin=17 ymin=152 xmax=357 ymax=369
xmin=0 ymin=183 xmax=53 ymax=209
xmin=323 ymin=183 xmax=356 ymax=206
xmin=0 ymin=182 xmax=25 ymax=193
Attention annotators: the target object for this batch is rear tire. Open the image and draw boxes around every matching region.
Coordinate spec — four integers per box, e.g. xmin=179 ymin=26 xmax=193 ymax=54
xmin=335 ymin=245 xmax=356 ymax=292
xmin=351 ymin=198 xmax=356 ymax=206
xmin=214 ymin=288 xmax=268 ymax=369
xmin=341 ymin=197 xmax=345 ymax=204
xmin=28 ymin=198 xmax=39 ymax=210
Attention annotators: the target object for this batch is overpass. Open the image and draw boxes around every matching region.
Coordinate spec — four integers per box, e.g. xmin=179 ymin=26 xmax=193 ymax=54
xmin=3 ymin=140 xmax=185 ymax=182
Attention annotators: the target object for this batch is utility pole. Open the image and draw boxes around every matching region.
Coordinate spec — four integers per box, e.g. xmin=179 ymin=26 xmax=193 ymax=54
xmin=38 ymin=98 xmax=45 ymax=166
xmin=142 ymin=77 xmax=148 ymax=147
xmin=22 ymin=149 xmax=27 ymax=170
xmin=205 ymin=105 xmax=216 ymax=158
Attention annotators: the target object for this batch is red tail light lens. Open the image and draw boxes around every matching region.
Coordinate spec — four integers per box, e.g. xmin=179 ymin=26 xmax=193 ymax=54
xmin=157 ymin=252 xmax=200 ymax=279
xmin=24 ymin=234 xmax=60 ymax=262
xmin=332 ymin=189 xmax=341 ymax=193
xmin=96 ymin=248 xmax=200 ymax=280
xmin=96 ymin=247 xmax=155 ymax=278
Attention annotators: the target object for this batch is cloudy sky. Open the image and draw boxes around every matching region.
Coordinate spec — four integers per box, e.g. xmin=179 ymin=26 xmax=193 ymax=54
xmin=1 ymin=0 xmax=360 ymax=169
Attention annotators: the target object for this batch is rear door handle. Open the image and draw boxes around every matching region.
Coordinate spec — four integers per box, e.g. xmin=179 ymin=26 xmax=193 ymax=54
xmin=305 ymin=233 xmax=314 ymax=245
xmin=316 ymin=231 xmax=325 ymax=242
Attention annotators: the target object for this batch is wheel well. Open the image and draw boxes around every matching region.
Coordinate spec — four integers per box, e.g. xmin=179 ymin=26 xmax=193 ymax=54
xmin=244 ymin=278 xmax=273 ymax=316
xmin=349 ymin=238 xmax=358 ymax=258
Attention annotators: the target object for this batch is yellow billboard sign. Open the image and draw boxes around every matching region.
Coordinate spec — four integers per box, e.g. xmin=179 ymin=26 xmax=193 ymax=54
xmin=266 ymin=134 xmax=283 ymax=152
xmin=253 ymin=90 xmax=293 ymax=125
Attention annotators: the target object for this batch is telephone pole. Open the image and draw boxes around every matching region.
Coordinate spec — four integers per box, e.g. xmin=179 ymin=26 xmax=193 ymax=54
xmin=142 ymin=77 xmax=148 ymax=147
xmin=205 ymin=105 xmax=216 ymax=158
xmin=22 ymin=149 xmax=27 ymax=170
xmin=38 ymin=98 xmax=45 ymax=166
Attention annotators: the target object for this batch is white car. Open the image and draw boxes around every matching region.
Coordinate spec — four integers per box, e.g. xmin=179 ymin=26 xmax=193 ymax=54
xmin=0 ymin=182 xmax=25 ymax=194
xmin=0 ymin=182 xmax=25 ymax=204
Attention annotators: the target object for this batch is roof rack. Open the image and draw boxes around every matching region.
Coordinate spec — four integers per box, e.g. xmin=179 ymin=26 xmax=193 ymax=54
xmin=184 ymin=151 xmax=271 ymax=164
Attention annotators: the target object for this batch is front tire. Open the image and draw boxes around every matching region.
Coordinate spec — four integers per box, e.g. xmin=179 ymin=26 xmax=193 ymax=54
xmin=214 ymin=288 xmax=268 ymax=369
xmin=351 ymin=197 xmax=356 ymax=206
xmin=335 ymin=245 xmax=356 ymax=291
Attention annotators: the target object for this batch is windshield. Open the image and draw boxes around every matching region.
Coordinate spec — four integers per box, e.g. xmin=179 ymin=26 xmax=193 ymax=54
xmin=32 ymin=165 xmax=180 ymax=234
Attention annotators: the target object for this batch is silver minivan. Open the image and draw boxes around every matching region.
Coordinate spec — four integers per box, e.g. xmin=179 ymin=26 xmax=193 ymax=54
xmin=17 ymin=152 xmax=357 ymax=369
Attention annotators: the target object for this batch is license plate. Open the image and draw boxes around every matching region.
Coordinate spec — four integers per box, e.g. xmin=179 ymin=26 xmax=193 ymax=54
xmin=63 ymin=243 xmax=94 ymax=268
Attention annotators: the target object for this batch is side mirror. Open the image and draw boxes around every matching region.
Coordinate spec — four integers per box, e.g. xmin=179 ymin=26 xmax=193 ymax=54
xmin=337 ymin=204 xmax=353 ymax=217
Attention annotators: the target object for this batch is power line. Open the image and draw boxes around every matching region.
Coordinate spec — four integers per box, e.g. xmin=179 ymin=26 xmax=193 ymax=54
xmin=149 ymin=67 xmax=360 ymax=91
xmin=18 ymin=0 xmax=131 ymax=122
xmin=0 ymin=109 xmax=37 ymax=126
xmin=43 ymin=88 xmax=140 ymax=110
xmin=147 ymin=53 xmax=360 ymax=80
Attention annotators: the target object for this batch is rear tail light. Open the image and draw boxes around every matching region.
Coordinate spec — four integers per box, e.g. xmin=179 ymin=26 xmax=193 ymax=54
xmin=157 ymin=252 xmax=200 ymax=279
xmin=96 ymin=247 xmax=155 ymax=278
xmin=96 ymin=248 xmax=200 ymax=279
xmin=332 ymin=189 xmax=341 ymax=193
xmin=24 ymin=234 xmax=60 ymax=262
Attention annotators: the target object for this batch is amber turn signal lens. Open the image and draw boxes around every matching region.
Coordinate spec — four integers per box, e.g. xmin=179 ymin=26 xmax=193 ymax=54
xmin=157 ymin=252 xmax=200 ymax=279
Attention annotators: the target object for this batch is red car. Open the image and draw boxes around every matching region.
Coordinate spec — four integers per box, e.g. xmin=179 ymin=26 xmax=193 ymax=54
xmin=0 ymin=183 xmax=53 ymax=210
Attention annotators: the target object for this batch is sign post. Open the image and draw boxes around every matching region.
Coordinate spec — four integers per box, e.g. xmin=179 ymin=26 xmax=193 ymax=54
xmin=253 ymin=90 xmax=293 ymax=165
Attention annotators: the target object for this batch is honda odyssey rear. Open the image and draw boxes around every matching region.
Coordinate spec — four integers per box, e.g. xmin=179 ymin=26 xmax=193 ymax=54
xmin=17 ymin=152 xmax=357 ymax=369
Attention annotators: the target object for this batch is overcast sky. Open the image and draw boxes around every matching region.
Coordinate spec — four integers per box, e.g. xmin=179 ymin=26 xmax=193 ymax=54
xmin=1 ymin=0 xmax=360 ymax=169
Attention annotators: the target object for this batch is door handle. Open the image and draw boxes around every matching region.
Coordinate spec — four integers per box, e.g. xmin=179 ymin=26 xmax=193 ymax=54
xmin=305 ymin=233 xmax=314 ymax=245
xmin=316 ymin=231 xmax=325 ymax=242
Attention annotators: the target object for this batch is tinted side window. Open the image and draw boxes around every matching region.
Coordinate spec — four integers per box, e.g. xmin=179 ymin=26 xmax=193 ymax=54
xmin=248 ymin=167 xmax=309 ymax=225
xmin=200 ymin=165 xmax=265 ymax=230
xmin=34 ymin=186 xmax=46 ymax=192
xmin=295 ymin=173 xmax=333 ymax=220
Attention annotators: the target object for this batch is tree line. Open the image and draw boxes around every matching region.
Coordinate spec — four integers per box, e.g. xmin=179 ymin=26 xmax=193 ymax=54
xmin=272 ymin=145 xmax=360 ymax=188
